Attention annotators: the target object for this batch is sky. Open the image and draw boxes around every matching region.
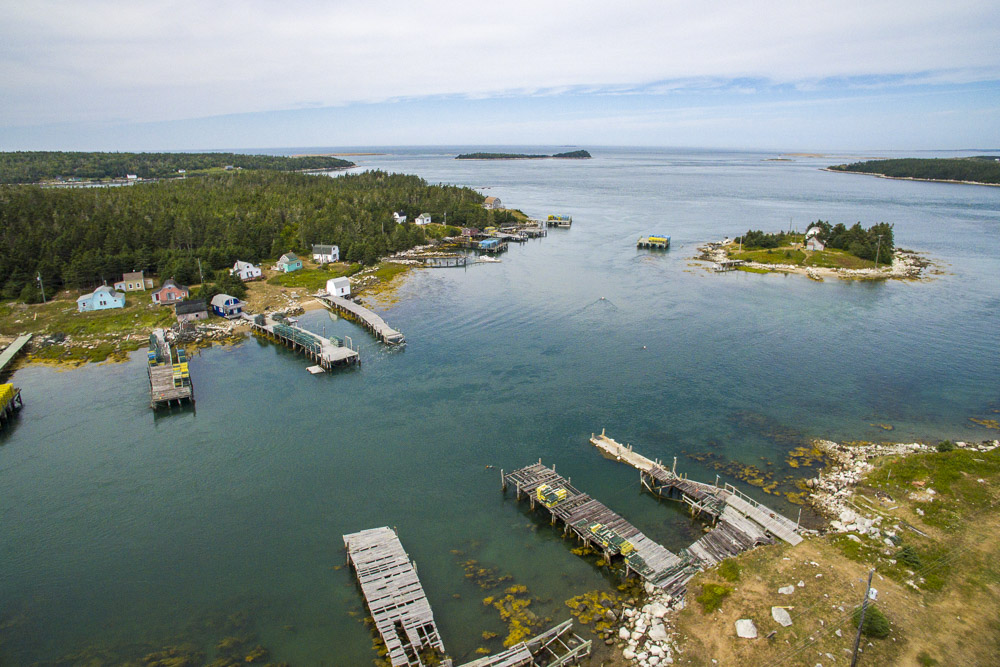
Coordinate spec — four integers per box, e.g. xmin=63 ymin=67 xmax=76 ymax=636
xmin=2 ymin=0 xmax=999 ymax=152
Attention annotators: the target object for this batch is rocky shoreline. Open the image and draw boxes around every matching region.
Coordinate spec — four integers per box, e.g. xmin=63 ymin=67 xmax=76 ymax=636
xmin=696 ymin=240 xmax=932 ymax=280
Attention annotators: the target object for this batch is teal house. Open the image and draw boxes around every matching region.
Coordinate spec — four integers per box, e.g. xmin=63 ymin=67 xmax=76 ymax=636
xmin=77 ymin=285 xmax=125 ymax=312
xmin=278 ymin=252 xmax=303 ymax=273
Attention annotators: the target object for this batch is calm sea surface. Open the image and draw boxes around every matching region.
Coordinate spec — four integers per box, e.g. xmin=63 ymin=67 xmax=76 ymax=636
xmin=2 ymin=147 xmax=999 ymax=665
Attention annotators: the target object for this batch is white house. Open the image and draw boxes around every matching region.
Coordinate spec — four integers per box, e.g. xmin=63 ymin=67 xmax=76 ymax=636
xmin=231 ymin=260 xmax=262 ymax=281
xmin=805 ymin=226 xmax=825 ymax=251
xmin=312 ymin=244 xmax=340 ymax=264
xmin=326 ymin=277 xmax=351 ymax=298
xmin=415 ymin=213 xmax=432 ymax=226
xmin=392 ymin=211 xmax=407 ymax=224
xmin=483 ymin=196 xmax=502 ymax=210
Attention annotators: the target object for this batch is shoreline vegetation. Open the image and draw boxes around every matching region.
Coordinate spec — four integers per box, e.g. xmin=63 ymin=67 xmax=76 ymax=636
xmin=455 ymin=150 xmax=591 ymax=160
xmin=0 ymin=151 xmax=356 ymax=185
xmin=826 ymin=156 xmax=1000 ymax=187
xmin=696 ymin=222 xmax=934 ymax=280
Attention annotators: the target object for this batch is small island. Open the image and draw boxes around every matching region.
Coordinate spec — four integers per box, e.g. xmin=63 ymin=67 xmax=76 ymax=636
xmin=698 ymin=221 xmax=931 ymax=280
xmin=455 ymin=150 xmax=591 ymax=160
xmin=826 ymin=157 xmax=1000 ymax=186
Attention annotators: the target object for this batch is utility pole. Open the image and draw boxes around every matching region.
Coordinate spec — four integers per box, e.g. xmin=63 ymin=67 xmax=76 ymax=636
xmin=850 ymin=569 xmax=875 ymax=667
xmin=874 ymin=235 xmax=883 ymax=268
xmin=36 ymin=272 xmax=46 ymax=303
xmin=197 ymin=258 xmax=204 ymax=285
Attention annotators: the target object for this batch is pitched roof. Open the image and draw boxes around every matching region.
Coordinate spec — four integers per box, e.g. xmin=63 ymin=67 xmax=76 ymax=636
xmin=484 ymin=196 xmax=498 ymax=203
xmin=157 ymin=278 xmax=186 ymax=292
xmin=233 ymin=260 xmax=257 ymax=270
xmin=279 ymin=253 xmax=299 ymax=263
xmin=175 ymin=300 xmax=207 ymax=315
xmin=210 ymin=294 xmax=238 ymax=307
xmin=122 ymin=271 xmax=144 ymax=281
xmin=312 ymin=244 xmax=337 ymax=254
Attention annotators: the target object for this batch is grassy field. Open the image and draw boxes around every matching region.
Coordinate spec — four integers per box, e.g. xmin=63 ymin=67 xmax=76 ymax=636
xmin=673 ymin=445 xmax=1000 ymax=666
xmin=266 ymin=262 xmax=361 ymax=290
xmin=729 ymin=245 xmax=878 ymax=270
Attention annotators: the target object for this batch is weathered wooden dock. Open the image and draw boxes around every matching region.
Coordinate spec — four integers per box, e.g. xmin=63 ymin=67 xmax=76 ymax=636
xmin=316 ymin=294 xmax=404 ymax=345
xmin=637 ymin=235 xmax=670 ymax=249
xmin=588 ymin=431 xmax=802 ymax=582
xmin=458 ymin=619 xmax=591 ymax=667
xmin=344 ymin=527 xmax=446 ymax=667
xmin=502 ymin=462 xmax=691 ymax=593
xmin=0 ymin=383 xmax=24 ymax=427
xmin=248 ymin=314 xmax=359 ymax=369
xmin=715 ymin=259 xmax=746 ymax=272
xmin=0 ymin=333 xmax=32 ymax=377
xmin=147 ymin=329 xmax=193 ymax=409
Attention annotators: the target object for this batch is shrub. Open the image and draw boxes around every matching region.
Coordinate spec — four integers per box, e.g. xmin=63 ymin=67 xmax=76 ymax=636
xmin=937 ymin=440 xmax=955 ymax=452
xmin=717 ymin=559 xmax=741 ymax=582
xmin=896 ymin=545 xmax=922 ymax=569
xmin=696 ymin=583 xmax=732 ymax=613
xmin=852 ymin=603 xmax=890 ymax=638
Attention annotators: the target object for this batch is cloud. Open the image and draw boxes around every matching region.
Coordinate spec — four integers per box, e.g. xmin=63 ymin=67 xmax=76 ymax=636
xmin=2 ymin=0 xmax=999 ymax=128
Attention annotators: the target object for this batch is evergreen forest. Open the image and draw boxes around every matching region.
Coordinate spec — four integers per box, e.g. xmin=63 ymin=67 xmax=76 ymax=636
xmin=0 ymin=170 xmax=495 ymax=302
xmin=828 ymin=157 xmax=1000 ymax=185
xmin=0 ymin=151 xmax=355 ymax=184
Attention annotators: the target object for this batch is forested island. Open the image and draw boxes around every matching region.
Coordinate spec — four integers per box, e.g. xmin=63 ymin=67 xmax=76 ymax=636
xmin=827 ymin=157 xmax=1000 ymax=186
xmin=455 ymin=150 xmax=591 ymax=160
xmin=0 ymin=151 xmax=356 ymax=184
xmin=0 ymin=170 xmax=499 ymax=301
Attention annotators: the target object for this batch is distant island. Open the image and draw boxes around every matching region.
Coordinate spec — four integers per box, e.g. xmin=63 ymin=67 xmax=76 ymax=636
xmin=0 ymin=151 xmax=356 ymax=185
xmin=826 ymin=157 xmax=1000 ymax=186
xmin=455 ymin=150 xmax=591 ymax=160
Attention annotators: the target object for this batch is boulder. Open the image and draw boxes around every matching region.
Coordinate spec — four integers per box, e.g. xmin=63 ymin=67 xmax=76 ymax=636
xmin=839 ymin=510 xmax=856 ymax=524
xmin=619 ymin=627 xmax=630 ymax=640
xmin=778 ymin=585 xmax=795 ymax=595
xmin=622 ymin=648 xmax=636 ymax=661
xmin=650 ymin=602 xmax=668 ymax=618
xmin=736 ymin=619 xmax=758 ymax=639
xmin=772 ymin=607 xmax=793 ymax=627
xmin=649 ymin=623 xmax=668 ymax=641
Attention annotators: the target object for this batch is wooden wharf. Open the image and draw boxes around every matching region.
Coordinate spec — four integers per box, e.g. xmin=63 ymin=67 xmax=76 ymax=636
xmin=458 ymin=619 xmax=591 ymax=667
xmin=637 ymin=236 xmax=671 ymax=249
xmin=315 ymin=294 xmax=405 ymax=345
xmin=590 ymin=431 xmax=802 ymax=546
xmin=502 ymin=462 xmax=690 ymax=593
xmin=715 ymin=259 xmax=745 ymax=272
xmin=344 ymin=527 xmax=446 ymax=667
xmin=0 ymin=333 xmax=32 ymax=377
xmin=147 ymin=329 xmax=194 ymax=409
xmin=0 ymin=383 xmax=24 ymax=427
xmin=248 ymin=313 xmax=360 ymax=369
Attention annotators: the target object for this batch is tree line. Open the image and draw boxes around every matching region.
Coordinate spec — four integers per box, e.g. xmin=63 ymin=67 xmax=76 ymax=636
xmin=0 ymin=151 xmax=355 ymax=184
xmin=739 ymin=220 xmax=895 ymax=264
xmin=828 ymin=157 xmax=1000 ymax=185
xmin=0 ymin=169 xmax=498 ymax=302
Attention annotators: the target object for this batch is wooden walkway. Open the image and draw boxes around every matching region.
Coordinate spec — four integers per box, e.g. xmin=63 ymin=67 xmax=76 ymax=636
xmin=502 ymin=462 xmax=689 ymax=592
xmin=344 ymin=527 xmax=445 ymax=667
xmin=457 ymin=619 xmax=591 ymax=667
xmin=248 ymin=314 xmax=359 ymax=369
xmin=590 ymin=431 xmax=802 ymax=548
xmin=147 ymin=329 xmax=193 ymax=409
xmin=0 ymin=334 xmax=32 ymax=377
xmin=316 ymin=294 xmax=404 ymax=345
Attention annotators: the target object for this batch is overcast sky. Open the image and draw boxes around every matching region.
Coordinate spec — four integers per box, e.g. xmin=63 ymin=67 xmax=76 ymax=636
xmin=2 ymin=0 xmax=999 ymax=151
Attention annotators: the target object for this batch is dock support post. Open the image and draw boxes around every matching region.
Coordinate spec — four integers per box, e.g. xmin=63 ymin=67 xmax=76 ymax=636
xmin=501 ymin=469 xmax=506 ymax=492
xmin=796 ymin=507 xmax=802 ymax=530
xmin=672 ymin=456 xmax=677 ymax=474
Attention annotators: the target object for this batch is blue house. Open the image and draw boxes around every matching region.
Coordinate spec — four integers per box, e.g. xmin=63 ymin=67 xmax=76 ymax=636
xmin=210 ymin=293 xmax=243 ymax=318
xmin=278 ymin=252 xmax=303 ymax=273
xmin=77 ymin=285 xmax=125 ymax=312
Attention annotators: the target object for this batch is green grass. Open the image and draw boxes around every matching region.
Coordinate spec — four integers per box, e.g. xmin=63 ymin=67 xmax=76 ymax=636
xmin=0 ymin=297 xmax=175 ymax=338
xmin=728 ymin=244 xmax=879 ymax=270
xmin=372 ymin=263 xmax=410 ymax=283
xmin=732 ymin=248 xmax=806 ymax=265
xmin=717 ymin=559 xmax=742 ymax=582
xmin=695 ymin=583 xmax=732 ymax=613
xmin=803 ymin=247 xmax=877 ymax=269
xmin=266 ymin=263 xmax=361 ymax=290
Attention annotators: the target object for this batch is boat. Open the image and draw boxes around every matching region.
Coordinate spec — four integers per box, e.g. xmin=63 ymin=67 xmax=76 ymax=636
xmin=478 ymin=255 xmax=502 ymax=263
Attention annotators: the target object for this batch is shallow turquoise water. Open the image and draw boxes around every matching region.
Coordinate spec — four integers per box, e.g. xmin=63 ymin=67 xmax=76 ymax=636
xmin=1 ymin=148 xmax=999 ymax=665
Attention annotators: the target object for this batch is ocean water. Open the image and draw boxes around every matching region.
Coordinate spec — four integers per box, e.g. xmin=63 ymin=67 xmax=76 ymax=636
xmin=1 ymin=147 xmax=999 ymax=665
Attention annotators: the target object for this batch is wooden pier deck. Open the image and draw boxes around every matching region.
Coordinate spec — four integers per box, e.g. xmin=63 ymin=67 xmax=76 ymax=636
xmin=344 ymin=527 xmax=445 ymax=667
xmin=637 ymin=236 xmax=670 ymax=249
xmin=248 ymin=314 xmax=359 ymax=369
xmin=316 ymin=294 xmax=404 ymax=345
xmin=502 ymin=462 xmax=688 ymax=592
xmin=715 ymin=259 xmax=746 ymax=272
xmin=590 ymin=431 xmax=802 ymax=547
xmin=458 ymin=619 xmax=591 ymax=667
xmin=0 ymin=334 xmax=32 ymax=377
xmin=147 ymin=329 xmax=193 ymax=409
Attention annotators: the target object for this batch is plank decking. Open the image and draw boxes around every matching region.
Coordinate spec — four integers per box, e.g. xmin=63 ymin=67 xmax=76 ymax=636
xmin=0 ymin=334 xmax=32 ymax=377
xmin=344 ymin=527 xmax=445 ymax=667
xmin=316 ymin=294 xmax=404 ymax=345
